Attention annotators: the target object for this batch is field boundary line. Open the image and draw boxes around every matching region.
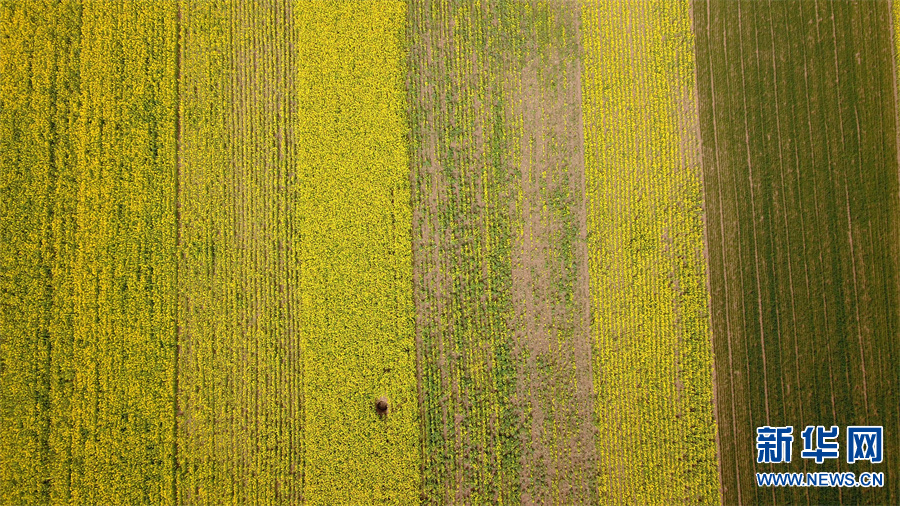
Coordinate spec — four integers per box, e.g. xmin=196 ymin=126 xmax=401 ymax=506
xmin=702 ymin=0 xmax=740 ymax=502
xmin=172 ymin=1 xmax=183 ymax=502
xmin=689 ymin=1 xmax=725 ymax=502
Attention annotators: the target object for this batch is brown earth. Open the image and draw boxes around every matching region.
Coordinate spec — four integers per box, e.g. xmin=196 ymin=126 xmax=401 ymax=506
xmin=408 ymin=1 xmax=597 ymax=503
xmin=505 ymin=3 xmax=597 ymax=504
xmin=408 ymin=1 xmax=521 ymax=502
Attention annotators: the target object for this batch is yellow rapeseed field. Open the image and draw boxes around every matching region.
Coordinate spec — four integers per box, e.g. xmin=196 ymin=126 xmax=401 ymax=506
xmin=175 ymin=1 xmax=418 ymax=503
xmin=582 ymin=0 xmax=720 ymax=503
xmin=176 ymin=2 xmax=304 ymax=504
xmin=1 ymin=1 xmax=178 ymax=503
xmin=296 ymin=1 xmax=420 ymax=503
xmin=2 ymin=0 xmax=729 ymax=502
xmin=176 ymin=1 xmax=305 ymax=503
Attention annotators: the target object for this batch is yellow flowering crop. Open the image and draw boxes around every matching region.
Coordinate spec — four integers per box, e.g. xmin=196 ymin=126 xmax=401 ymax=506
xmin=296 ymin=2 xmax=420 ymax=504
xmin=174 ymin=1 xmax=419 ymax=503
xmin=1 ymin=1 xmax=178 ymax=503
xmin=582 ymin=0 xmax=720 ymax=503
xmin=2 ymin=0 xmax=727 ymax=503
xmin=176 ymin=1 xmax=306 ymax=503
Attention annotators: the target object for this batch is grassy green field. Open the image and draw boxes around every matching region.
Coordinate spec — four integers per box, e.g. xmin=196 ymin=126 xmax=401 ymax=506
xmin=694 ymin=1 xmax=900 ymax=503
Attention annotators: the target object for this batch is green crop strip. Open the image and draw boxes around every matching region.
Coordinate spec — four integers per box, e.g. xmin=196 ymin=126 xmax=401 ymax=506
xmin=409 ymin=1 xmax=597 ymax=502
xmin=695 ymin=1 xmax=900 ymax=503
xmin=407 ymin=1 xmax=520 ymax=502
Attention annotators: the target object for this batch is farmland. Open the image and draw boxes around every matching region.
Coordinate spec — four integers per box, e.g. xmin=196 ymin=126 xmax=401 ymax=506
xmin=0 ymin=1 xmax=177 ymax=503
xmin=408 ymin=0 xmax=605 ymax=501
xmin=294 ymin=2 xmax=419 ymax=503
xmin=2 ymin=0 xmax=420 ymax=503
xmin=582 ymin=0 xmax=718 ymax=503
xmin=407 ymin=1 xmax=522 ymax=501
xmin=178 ymin=1 xmax=418 ymax=504
xmin=176 ymin=1 xmax=306 ymax=503
xmin=408 ymin=0 xmax=717 ymax=502
xmin=2 ymin=0 xmax=899 ymax=504
xmin=694 ymin=0 xmax=900 ymax=503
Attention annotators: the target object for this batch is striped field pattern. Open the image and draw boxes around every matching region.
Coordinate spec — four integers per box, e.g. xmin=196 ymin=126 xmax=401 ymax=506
xmin=1 ymin=2 xmax=178 ymax=503
xmin=3 ymin=1 xmax=899 ymax=504
xmin=694 ymin=1 xmax=900 ymax=503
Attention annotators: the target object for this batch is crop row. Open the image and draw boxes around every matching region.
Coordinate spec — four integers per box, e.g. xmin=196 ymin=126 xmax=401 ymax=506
xmin=407 ymin=1 xmax=522 ymax=502
xmin=175 ymin=1 xmax=420 ymax=504
xmin=582 ymin=0 xmax=719 ymax=503
xmin=176 ymin=0 xmax=304 ymax=503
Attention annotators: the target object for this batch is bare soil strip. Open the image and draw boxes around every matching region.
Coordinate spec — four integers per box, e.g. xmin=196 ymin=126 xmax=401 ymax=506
xmin=408 ymin=1 xmax=596 ymax=501
xmin=505 ymin=3 xmax=597 ymax=503
xmin=694 ymin=1 xmax=900 ymax=503
xmin=408 ymin=2 xmax=521 ymax=502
